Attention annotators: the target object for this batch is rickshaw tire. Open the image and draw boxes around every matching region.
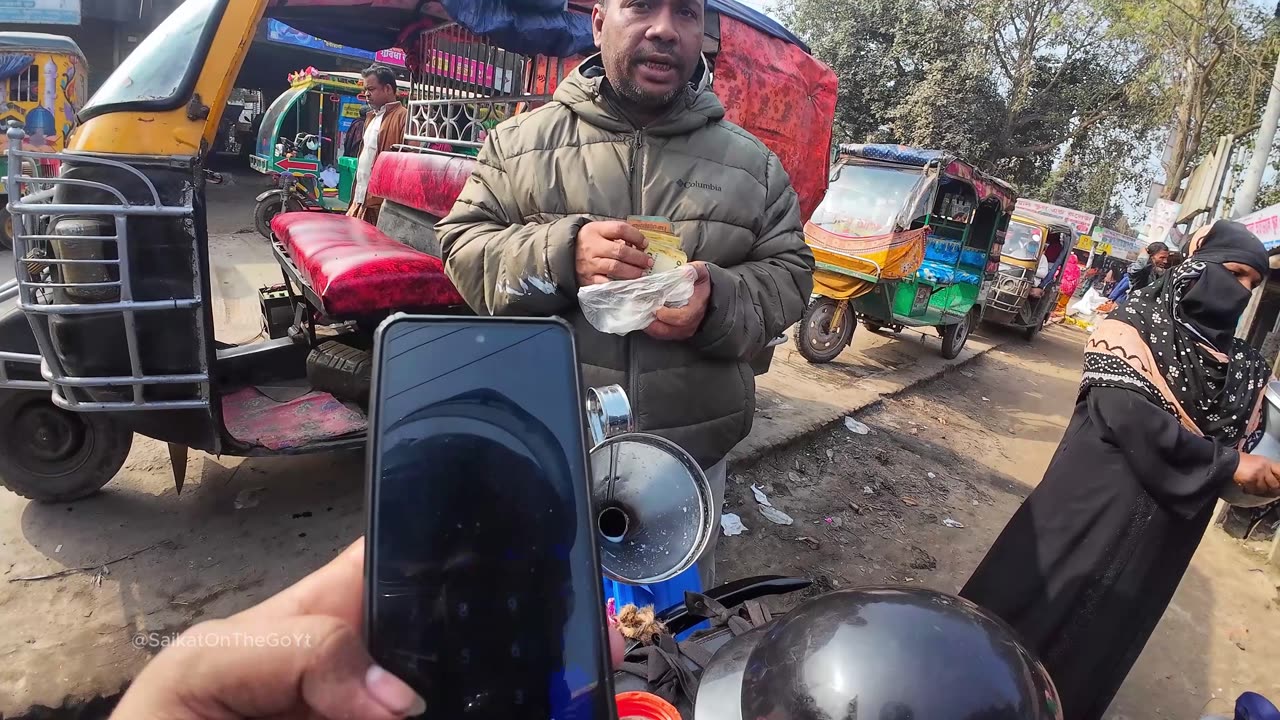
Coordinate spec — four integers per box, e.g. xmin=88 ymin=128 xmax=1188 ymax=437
xmin=0 ymin=205 xmax=13 ymax=251
xmin=254 ymin=193 xmax=288 ymax=239
xmin=0 ymin=392 xmax=133 ymax=503
xmin=307 ymin=340 xmax=372 ymax=405
xmin=939 ymin=309 xmax=974 ymax=360
xmin=863 ymin=320 xmax=884 ymax=333
xmin=1023 ymin=316 xmax=1044 ymax=341
xmin=795 ymin=297 xmax=854 ymax=364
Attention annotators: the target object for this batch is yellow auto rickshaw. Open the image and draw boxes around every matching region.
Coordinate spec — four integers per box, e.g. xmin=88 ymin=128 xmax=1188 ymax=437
xmin=796 ymin=144 xmax=1016 ymax=362
xmin=980 ymin=211 xmax=1077 ymax=340
xmin=0 ymin=32 xmax=87 ymax=249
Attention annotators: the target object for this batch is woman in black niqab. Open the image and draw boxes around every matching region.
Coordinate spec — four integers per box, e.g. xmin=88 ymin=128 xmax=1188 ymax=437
xmin=960 ymin=221 xmax=1280 ymax=720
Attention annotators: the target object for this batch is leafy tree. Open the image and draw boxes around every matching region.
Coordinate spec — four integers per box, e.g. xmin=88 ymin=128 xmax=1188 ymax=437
xmin=776 ymin=0 xmax=953 ymax=143
xmin=776 ymin=0 xmax=1274 ymax=213
xmin=1102 ymin=0 xmax=1280 ymax=198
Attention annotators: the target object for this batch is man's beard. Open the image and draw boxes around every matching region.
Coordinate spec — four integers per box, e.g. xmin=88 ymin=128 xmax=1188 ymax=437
xmin=613 ymin=73 xmax=683 ymax=110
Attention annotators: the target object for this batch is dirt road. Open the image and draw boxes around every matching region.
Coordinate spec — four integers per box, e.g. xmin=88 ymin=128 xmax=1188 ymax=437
xmin=720 ymin=324 xmax=1280 ymax=720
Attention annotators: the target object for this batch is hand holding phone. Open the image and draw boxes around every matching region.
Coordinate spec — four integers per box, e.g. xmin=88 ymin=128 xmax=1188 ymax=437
xmin=364 ymin=316 xmax=614 ymax=720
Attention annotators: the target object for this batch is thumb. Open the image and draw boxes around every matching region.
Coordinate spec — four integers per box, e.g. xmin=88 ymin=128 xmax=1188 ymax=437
xmin=690 ymin=261 xmax=711 ymax=284
xmin=112 ymin=615 xmax=424 ymax=720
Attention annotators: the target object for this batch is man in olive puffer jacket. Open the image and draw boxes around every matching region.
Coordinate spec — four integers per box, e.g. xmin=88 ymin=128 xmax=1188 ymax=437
xmin=436 ymin=0 xmax=814 ymax=584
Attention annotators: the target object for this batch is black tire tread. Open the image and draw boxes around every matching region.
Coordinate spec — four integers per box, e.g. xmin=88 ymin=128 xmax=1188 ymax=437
xmin=0 ymin=393 xmax=133 ymax=503
xmin=795 ymin=298 xmax=855 ymax=364
xmin=254 ymin=194 xmax=285 ymax=239
xmin=307 ymin=340 xmax=372 ymax=404
xmin=939 ymin=310 xmax=973 ymax=360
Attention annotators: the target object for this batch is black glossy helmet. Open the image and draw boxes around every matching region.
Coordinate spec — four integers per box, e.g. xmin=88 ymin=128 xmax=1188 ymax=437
xmin=696 ymin=587 xmax=1062 ymax=720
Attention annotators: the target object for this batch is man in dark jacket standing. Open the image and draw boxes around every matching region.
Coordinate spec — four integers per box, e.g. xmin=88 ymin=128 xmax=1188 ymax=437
xmin=342 ymin=104 xmax=369 ymax=158
xmin=437 ymin=0 xmax=814 ymax=584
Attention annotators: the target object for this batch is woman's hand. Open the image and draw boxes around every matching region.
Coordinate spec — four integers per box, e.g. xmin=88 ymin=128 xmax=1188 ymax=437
xmin=1233 ymin=452 xmax=1280 ymax=497
xmin=110 ymin=538 xmax=425 ymax=719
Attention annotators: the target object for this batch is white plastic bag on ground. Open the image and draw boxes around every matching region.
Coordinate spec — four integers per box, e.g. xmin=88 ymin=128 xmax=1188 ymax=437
xmin=720 ymin=513 xmax=747 ymax=536
xmin=1067 ymin=287 xmax=1107 ymax=318
xmin=578 ymin=265 xmax=698 ymax=335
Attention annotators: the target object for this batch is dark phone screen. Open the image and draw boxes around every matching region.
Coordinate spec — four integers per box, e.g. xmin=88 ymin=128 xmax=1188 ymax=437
xmin=367 ymin=318 xmax=611 ymax=720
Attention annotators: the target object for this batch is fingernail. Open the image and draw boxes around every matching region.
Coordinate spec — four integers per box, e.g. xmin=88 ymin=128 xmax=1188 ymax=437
xmin=366 ymin=664 xmax=426 ymax=717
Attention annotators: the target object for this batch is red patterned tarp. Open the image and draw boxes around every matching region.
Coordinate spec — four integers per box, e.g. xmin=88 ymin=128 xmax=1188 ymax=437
xmin=714 ymin=16 xmax=838 ymax=224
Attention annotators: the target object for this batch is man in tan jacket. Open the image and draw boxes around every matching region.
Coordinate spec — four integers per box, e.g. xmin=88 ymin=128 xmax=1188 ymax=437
xmin=437 ymin=0 xmax=814 ymax=583
xmin=346 ymin=64 xmax=406 ymax=225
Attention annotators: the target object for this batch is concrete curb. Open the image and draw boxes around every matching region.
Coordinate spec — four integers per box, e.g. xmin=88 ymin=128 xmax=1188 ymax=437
xmin=727 ymin=339 xmax=1007 ymax=471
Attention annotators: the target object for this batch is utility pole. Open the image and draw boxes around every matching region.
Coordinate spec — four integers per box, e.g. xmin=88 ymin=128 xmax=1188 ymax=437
xmin=1233 ymin=52 xmax=1280 ymax=216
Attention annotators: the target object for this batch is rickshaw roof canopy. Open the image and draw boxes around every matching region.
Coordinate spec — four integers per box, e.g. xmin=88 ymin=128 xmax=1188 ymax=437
xmin=840 ymin=144 xmax=950 ymax=167
xmin=839 ymin=143 xmax=1018 ymax=212
xmin=265 ymin=0 xmax=808 ymax=58
xmin=292 ymin=70 xmax=366 ymax=86
xmin=0 ymin=32 xmax=86 ymax=59
xmin=1012 ymin=211 xmax=1080 ymax=239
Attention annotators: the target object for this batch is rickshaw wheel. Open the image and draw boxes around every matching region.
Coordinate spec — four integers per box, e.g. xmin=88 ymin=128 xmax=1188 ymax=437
xmin=0 ymin=205 xmax=13 ymax=251
xmin=796 ymin=297 xmax=855 ymax=364
xmin=862 ymin=319 xmax=884 ymax=333
xmin=1023 ymin=314 xmax=1045 ymax=341
xmin=939 ymin=309 xmax=973 ymax=360
xmin=254 ymin=193 xmax=291 ymax=239
xmin=0 ymin=392 xmax=134 ymax=503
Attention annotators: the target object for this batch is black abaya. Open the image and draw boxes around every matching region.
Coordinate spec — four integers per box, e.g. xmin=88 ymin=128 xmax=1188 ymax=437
xmin=960 ymin=386 xmax=1240 ymax=720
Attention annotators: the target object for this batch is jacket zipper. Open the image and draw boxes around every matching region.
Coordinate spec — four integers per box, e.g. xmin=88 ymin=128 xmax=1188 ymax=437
xmin=627 ymin=128 xmax=644 ymax=420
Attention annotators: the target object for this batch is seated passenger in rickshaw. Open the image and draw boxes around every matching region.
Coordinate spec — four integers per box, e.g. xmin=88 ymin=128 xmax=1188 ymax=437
xmin=1030 ymin=234 xmax=1065 ymax=298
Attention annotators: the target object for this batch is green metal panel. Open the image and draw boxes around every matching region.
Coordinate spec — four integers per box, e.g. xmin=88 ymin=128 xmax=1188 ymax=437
xmin=851 ymin=282 xmax=894 ymax=319
xmin=338 ymin=156 xmax=357 ymax=206
xmin=892 ymin=279 xmax=931 ymax=317
xmin=257 ymin=86 xmax=307 ymax=172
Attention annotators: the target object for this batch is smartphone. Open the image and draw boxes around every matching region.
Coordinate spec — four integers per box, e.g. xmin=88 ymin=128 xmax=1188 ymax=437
xmin=364 ymin=315 xmax=613 ymax=720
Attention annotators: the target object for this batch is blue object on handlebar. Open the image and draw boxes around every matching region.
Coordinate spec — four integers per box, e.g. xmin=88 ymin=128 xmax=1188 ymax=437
xmin=603 ymin=568 xmax=707 ymax=640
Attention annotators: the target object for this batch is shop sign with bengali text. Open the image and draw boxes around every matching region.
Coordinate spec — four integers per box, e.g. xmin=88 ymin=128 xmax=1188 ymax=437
xmin=1239 ymin=202 xmax=1280 ymax=252
xmin=1014 ymin=199 xmax=1096 ymax=235
xmin=1091 ymin=227 xmax=1142 ymax=261
xmin=375 ymin=48 xmax=407 ymax=67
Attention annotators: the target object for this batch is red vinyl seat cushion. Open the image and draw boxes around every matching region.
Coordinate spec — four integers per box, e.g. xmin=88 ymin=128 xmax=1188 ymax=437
xmin=270 ymin=213 xmax=465 ymax=317
xmin=368 ymin=150 xmax=476 ymax=218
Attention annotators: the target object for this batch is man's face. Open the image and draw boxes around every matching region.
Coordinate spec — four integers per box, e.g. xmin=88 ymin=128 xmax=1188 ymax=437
xmin=1151 ymin=249 xmax=1170 ymax=269
xmin=362 ymin=75 xmax=396 ymax=109
xmin=592 ymin=0 xmax=705 ymax=111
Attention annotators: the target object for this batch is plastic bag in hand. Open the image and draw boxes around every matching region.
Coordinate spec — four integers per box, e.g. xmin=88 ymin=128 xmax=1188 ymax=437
xmin=578 ymin=265 xmax=698 ymax=335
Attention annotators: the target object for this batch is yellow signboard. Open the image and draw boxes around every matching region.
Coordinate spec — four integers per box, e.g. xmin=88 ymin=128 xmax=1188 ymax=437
xmin=1075 ymin=234 xmax=1112 ymax=256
